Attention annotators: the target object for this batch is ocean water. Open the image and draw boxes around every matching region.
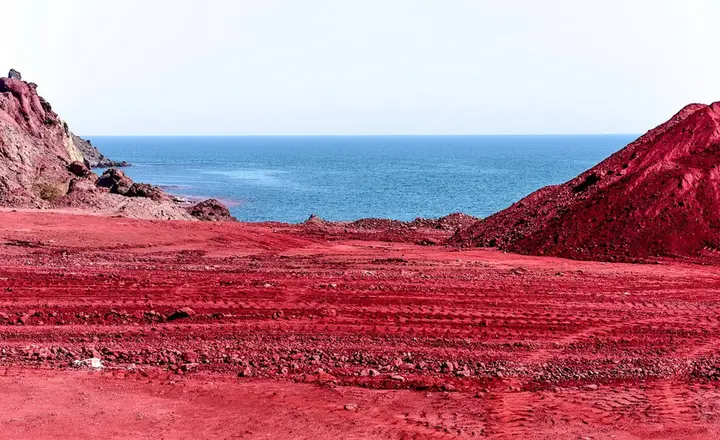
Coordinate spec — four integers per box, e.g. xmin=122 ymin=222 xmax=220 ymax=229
xmin=91 ymin=135 xmax=636 ymax=223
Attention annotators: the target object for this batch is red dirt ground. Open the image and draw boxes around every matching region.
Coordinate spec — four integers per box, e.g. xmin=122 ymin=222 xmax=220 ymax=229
xmin=3 ymin=210 xmax=720 ymax=439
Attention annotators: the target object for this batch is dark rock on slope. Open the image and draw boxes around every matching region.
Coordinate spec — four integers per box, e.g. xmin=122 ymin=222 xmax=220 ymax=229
xmin=96 ymin=168 xmax=134 ymax=194
xmin=8 ymin=69 xmax=21 ymax=80
xmin=452 ymin=102 xmax=720 ymax=261
xmin=71 ymin=133 xmax=129 ymax=168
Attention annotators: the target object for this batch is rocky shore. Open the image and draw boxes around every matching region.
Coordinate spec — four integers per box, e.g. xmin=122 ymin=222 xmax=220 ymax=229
xmin=0 ymin=69 xmax=234 ymax=221
xmin=71 ymin=133 xmax=129 ymax=168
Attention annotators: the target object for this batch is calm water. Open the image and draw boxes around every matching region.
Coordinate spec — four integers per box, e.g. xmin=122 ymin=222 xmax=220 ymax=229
xmin=91 ymin=135 xmax=635 ymax=223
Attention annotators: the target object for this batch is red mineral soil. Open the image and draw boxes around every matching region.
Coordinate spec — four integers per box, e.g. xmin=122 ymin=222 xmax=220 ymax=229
xmin=3 ymin=210 xmax=720 ymax=439
xmin=453 ymin=102 xmax=720 ymax=262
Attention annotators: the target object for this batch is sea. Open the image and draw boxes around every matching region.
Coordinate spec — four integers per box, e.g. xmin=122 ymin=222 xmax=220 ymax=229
xmin=91 ymin=135 xmax=636 ymax=223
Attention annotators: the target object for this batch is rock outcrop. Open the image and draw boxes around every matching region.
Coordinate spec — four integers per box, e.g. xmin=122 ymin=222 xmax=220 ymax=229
xmin=8 ymin=69 xmax=21 ymax=81
xmin=188 ymin=199 xmax=236 ymax=222
xmin=96 ymin=168 xmax=134 ymax=194
xmin=71 ymin=134 xmax=129 ymax=168
xmin=452 ymin=102 xmax=720 ymax=261
xmin=0 ymin=74 xmax=84 ymax=205
xmin=0 ymin=69 xmax=234 ymax=221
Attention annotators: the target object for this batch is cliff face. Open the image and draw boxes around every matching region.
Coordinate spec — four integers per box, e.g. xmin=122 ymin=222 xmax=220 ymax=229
xmin=0 ymin=70 xmax=234 ymax=221
xmin=452 ymin=102 xmax=720 ymax=261
xmin=0 ymin=76 xmax=83 ymax=205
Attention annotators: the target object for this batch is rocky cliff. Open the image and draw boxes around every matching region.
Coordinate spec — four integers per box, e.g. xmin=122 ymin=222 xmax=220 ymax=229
xmin=71 ymin=134 xmax=129 ymax=168
xmin=0 ymin=69 xmax=234 ymax=221
xmin=452 ymin=102 xmax=720 ymax=261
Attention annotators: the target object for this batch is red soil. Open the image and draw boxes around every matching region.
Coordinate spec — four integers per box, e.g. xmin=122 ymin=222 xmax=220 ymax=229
xmin=453 ymin=102 xmax=720 ymax=262
xmin=3 ymin=210 xmax=720 ymax=438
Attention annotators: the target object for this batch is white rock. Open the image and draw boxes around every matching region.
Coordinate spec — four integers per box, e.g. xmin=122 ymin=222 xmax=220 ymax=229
xmin=74 ymin=358 xmax=105 ymax=370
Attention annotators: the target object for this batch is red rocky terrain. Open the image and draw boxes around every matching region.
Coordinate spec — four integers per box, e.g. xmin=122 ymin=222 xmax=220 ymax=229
xmin=454 ymin=102 xmax=720 ymax=262
xmin=3 ymin=210 xmax=720 ymax=439
xmin=5 ymin=67 xmax=720 ymax=438
xmin=0 ymin=70 xmax=232 ymax=221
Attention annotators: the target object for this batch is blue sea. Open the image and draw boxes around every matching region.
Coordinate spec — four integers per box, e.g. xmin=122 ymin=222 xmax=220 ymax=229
xmin=91 ymin=135 xmax=635 ymax=223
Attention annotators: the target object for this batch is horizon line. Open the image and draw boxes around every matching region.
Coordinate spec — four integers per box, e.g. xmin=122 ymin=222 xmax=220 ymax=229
xmin=81 ymin=133 xmax=640 ymax=138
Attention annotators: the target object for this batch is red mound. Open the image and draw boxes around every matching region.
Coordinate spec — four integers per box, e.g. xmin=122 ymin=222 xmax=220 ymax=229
xmin=453 ymin=102 xmax=720 ymax=261
xmin=298 ymin=212 xmax=480 ymax=244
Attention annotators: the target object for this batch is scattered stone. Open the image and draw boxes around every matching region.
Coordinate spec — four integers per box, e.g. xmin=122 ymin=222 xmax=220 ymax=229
xmin=441 ymin=360 xmax=454 ymax=373
xmin=455 ymin=367 xmax=472 ymax=378
xmin=167 ymin=307 xmax=195 ymax=321
xmin=73 ymin=358 xmax=104 ymax=370
xmin=238 ymin=367 xmax=252 ymax=377
xmin=441 ymin=383 xmax=457 ymax=392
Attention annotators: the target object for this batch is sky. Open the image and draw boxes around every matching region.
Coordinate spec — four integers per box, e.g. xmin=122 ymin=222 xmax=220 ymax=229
xmin=2 ymin=0 xmax=720 ymax=136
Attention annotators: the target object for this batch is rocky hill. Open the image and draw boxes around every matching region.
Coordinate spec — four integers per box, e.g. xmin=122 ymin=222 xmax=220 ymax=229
xmin=71 ymin=134 xmax=129 ymax=168
xmin=0 ymin=69 xmax=233 ymax=221
xmin=452 ymin=102 xmax=720 ymax=261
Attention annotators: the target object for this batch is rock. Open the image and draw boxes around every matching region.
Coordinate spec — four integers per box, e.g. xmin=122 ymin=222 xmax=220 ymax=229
xmin=68 ymin=161 xmax=92 ymax=178
xmin=167 ymin=307 xmax=195 ymax=321
xmin=188 ymin=199 xmax=236 ymax=222
xmin=441 ymin=383 xmax=457 ymax=392
xmin=71 ymin=133 xmax=129 ymax=168
xmin=344 ymin=403 xmax=358 ymax=411
xmin=390 ymin=375 xmax=406 ymax=382
xmin=96 ymin=169 xmax=134 ymax=195
xmin=455 ymin=368 xmax=472 ymax=378
xmin=124 ymin=183 xmax=168 ymax=202
xmin=441 ymin=360 xmax=454 ymax=373
xmin=238 ymin=367 xmax=252 ymax=377
xmin=8 ymin=69 xmax=21 ymax=80
xmin=303 ymin=214 xmax=328 ymax=226
xmin=73 ymin=357 xmax=104 ymax=370
xmin=360 ymin=368 xmax=381 ymax=377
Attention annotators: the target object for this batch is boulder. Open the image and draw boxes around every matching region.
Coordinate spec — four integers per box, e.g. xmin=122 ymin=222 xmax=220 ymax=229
xmin=68 ymin=161 xmax=92 ymax=178
xmin=124 ymin=183 xmax=168 ymax=202
xmin=8 ymin=69 xmax=21 ymax=80
xmin=188 ymin=199 xmax=236 ymax=222
xmin=168 ymin=307 xmax=196 ymax=321
xmin=96 ymin=168 xmax=133 ymax=194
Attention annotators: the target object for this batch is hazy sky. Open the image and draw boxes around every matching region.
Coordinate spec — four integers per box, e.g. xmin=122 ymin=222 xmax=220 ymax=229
xmin=3 ymin=0 xmax=720 ymax=135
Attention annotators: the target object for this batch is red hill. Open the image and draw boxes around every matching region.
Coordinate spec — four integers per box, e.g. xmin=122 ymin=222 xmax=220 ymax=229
xmin=452 ymin=102 xmax=720 ymax=261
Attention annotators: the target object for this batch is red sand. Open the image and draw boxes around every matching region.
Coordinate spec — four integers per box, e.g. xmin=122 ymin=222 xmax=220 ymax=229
xmin=454 ymin=102 xmax=720 ymax=262
xmin=3 ymin=211 xmax=720 ymax=438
